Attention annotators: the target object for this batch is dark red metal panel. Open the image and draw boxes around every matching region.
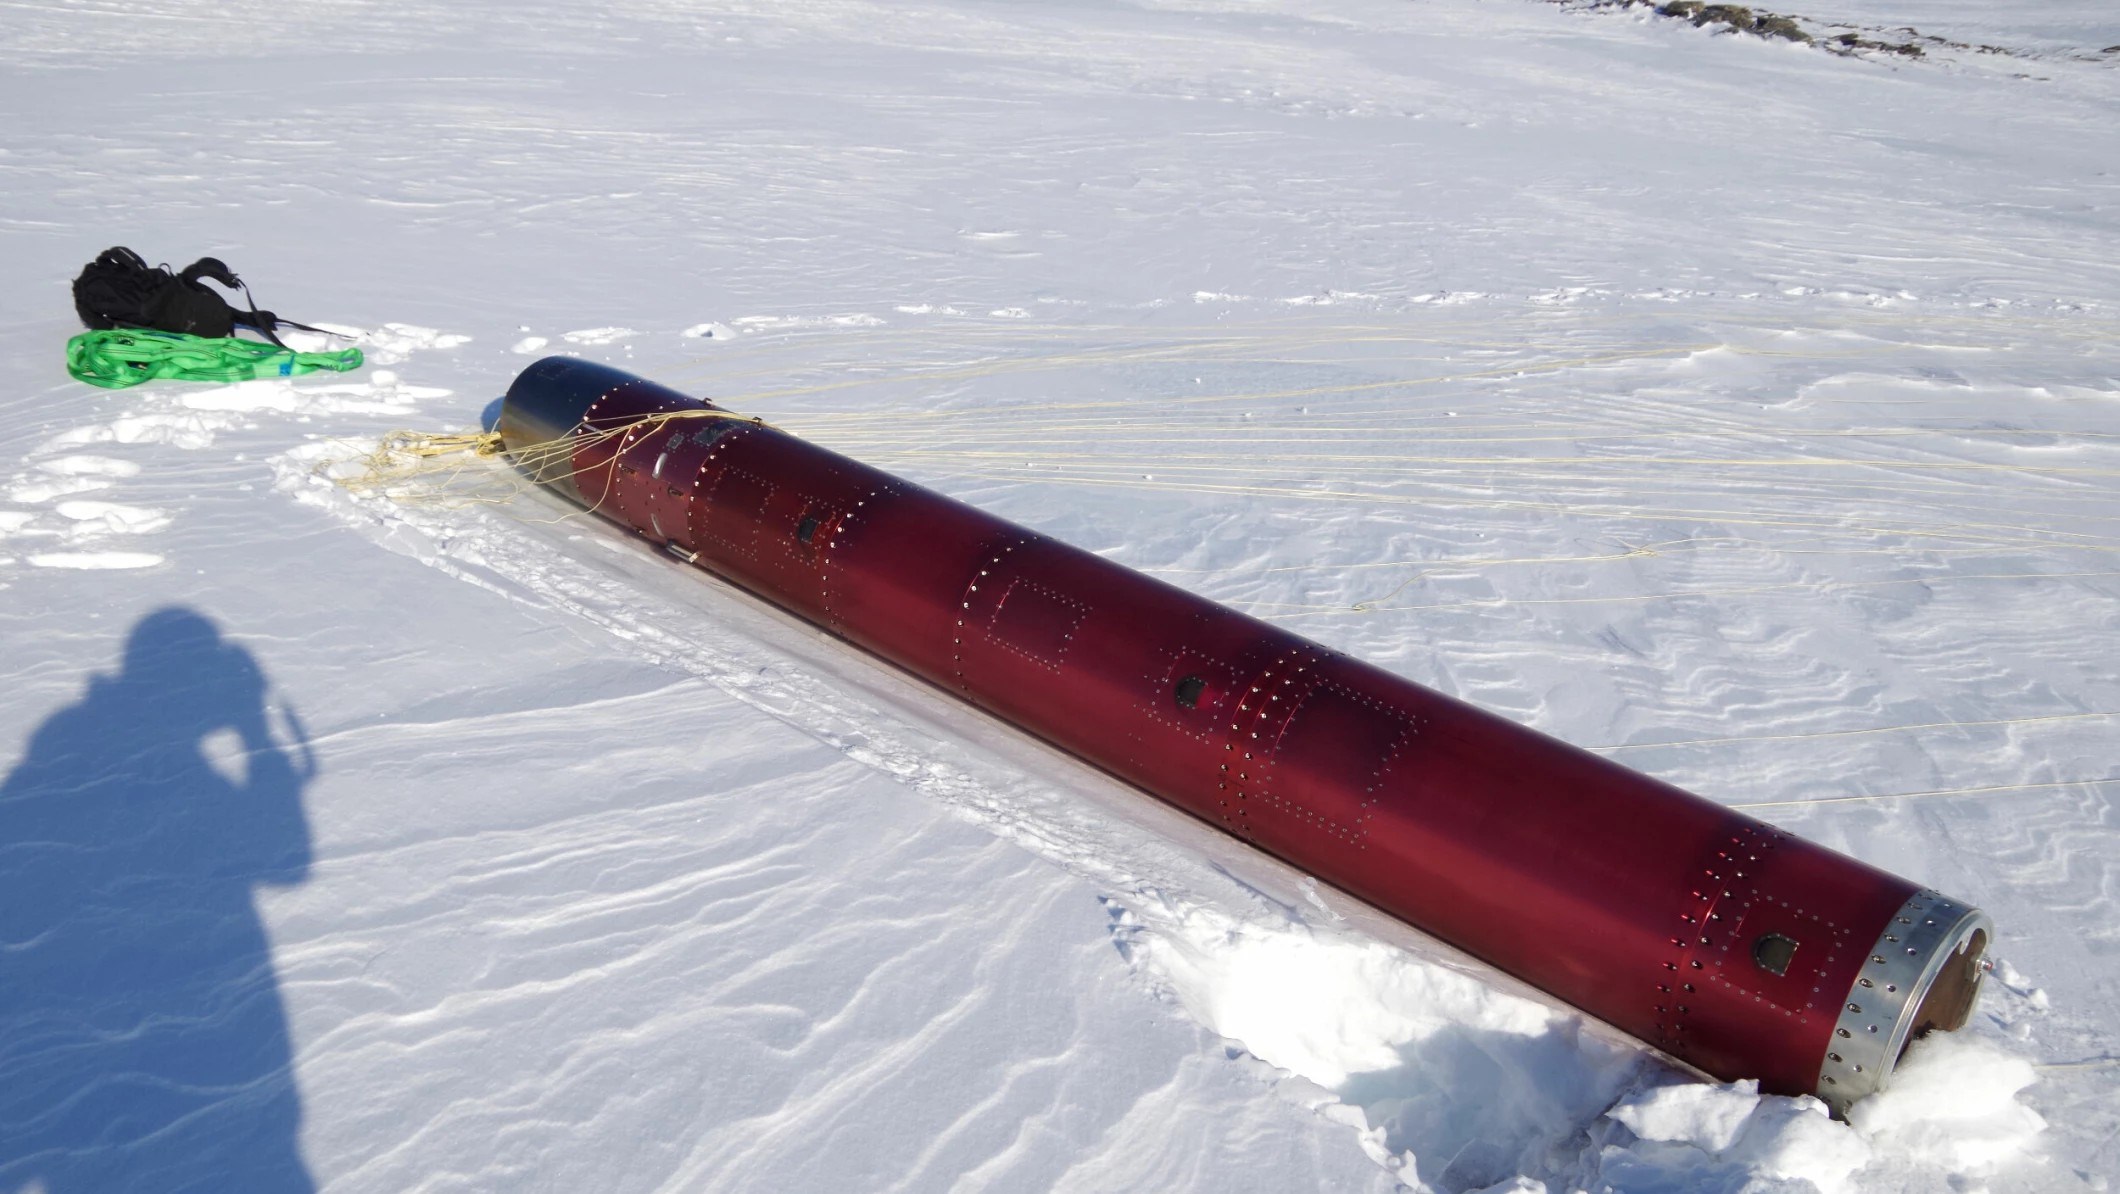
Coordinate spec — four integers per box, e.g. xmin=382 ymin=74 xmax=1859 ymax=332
xmin=500 ymin=358 xmax=1991 ymax=1112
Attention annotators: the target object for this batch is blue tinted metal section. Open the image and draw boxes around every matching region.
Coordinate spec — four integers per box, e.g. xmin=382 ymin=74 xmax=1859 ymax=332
xmin=498 ymin=357 xmax=646 ymax=503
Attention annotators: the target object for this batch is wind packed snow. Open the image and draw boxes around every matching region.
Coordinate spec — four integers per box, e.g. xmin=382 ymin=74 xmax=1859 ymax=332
xmin=2 ymin=0 xmax=2115 ymax=1190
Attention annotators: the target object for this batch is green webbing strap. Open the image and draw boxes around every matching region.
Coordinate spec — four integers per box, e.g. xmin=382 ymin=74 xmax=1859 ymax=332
xmin=66 ymin=329 xmax=364 ymax=390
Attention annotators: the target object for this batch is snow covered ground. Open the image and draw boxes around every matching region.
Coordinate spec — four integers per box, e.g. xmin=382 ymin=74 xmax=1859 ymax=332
xmin=3 ymin=1 xmax=2116 ymax=1190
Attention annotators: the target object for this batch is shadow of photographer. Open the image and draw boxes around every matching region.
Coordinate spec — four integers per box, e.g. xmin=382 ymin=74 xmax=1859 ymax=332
xmin=1 ymin=607 xmax=318 ymax=1193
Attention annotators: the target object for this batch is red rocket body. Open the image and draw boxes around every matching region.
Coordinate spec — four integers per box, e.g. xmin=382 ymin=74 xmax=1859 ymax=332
xmin=498 ymin=358 xmax=1990 ymax=1112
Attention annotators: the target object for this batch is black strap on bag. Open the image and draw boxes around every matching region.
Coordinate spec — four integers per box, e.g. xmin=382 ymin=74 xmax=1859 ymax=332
xmin=71 ymin=247 xmax=336 ymax=350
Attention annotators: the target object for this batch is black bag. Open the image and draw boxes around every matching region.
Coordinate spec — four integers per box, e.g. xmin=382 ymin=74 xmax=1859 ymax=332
xmin=71 ymin=247 xmax=328 ymax=349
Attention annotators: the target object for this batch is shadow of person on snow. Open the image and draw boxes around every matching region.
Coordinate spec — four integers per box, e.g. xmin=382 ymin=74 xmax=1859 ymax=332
xmin=0 ymin=607 xmax=318 ymax=1193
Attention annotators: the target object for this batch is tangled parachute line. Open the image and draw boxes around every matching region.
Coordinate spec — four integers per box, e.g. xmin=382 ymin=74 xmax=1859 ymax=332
xmin=321 ymin=408 xmax=771 ymax=515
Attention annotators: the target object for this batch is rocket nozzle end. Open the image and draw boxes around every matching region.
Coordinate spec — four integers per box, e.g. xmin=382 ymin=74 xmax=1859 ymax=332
xmin=1815 ymin=891 xmax=1993 ymax=1116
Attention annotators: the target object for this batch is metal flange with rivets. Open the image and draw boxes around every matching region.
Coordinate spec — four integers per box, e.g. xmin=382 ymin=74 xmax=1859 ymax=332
xmin=1814 ymin=889 xmax=1993 ymax=1115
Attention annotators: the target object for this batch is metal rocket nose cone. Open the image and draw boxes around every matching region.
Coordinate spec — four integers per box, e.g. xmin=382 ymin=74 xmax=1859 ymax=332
xmin=1814 ymin=890 xmax=1993 ymax=1115
xmin=499 ymin=357 xmax=623 ymax=448
xmin=497 ymin=357 xmax=654 ymax=504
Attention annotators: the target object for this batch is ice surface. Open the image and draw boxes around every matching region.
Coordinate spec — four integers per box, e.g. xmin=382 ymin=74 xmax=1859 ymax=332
xmin=2 ymin=0 xmax=2115 ymax=1190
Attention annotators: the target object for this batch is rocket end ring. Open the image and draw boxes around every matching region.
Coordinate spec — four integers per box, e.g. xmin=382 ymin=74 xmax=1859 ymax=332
xmin=1814 ymin=890 xmax=1993 ymax=1115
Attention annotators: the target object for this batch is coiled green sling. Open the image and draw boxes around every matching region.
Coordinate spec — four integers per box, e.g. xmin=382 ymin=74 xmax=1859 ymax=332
xmin=66 ymin=328 xmax=364 ymax=389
